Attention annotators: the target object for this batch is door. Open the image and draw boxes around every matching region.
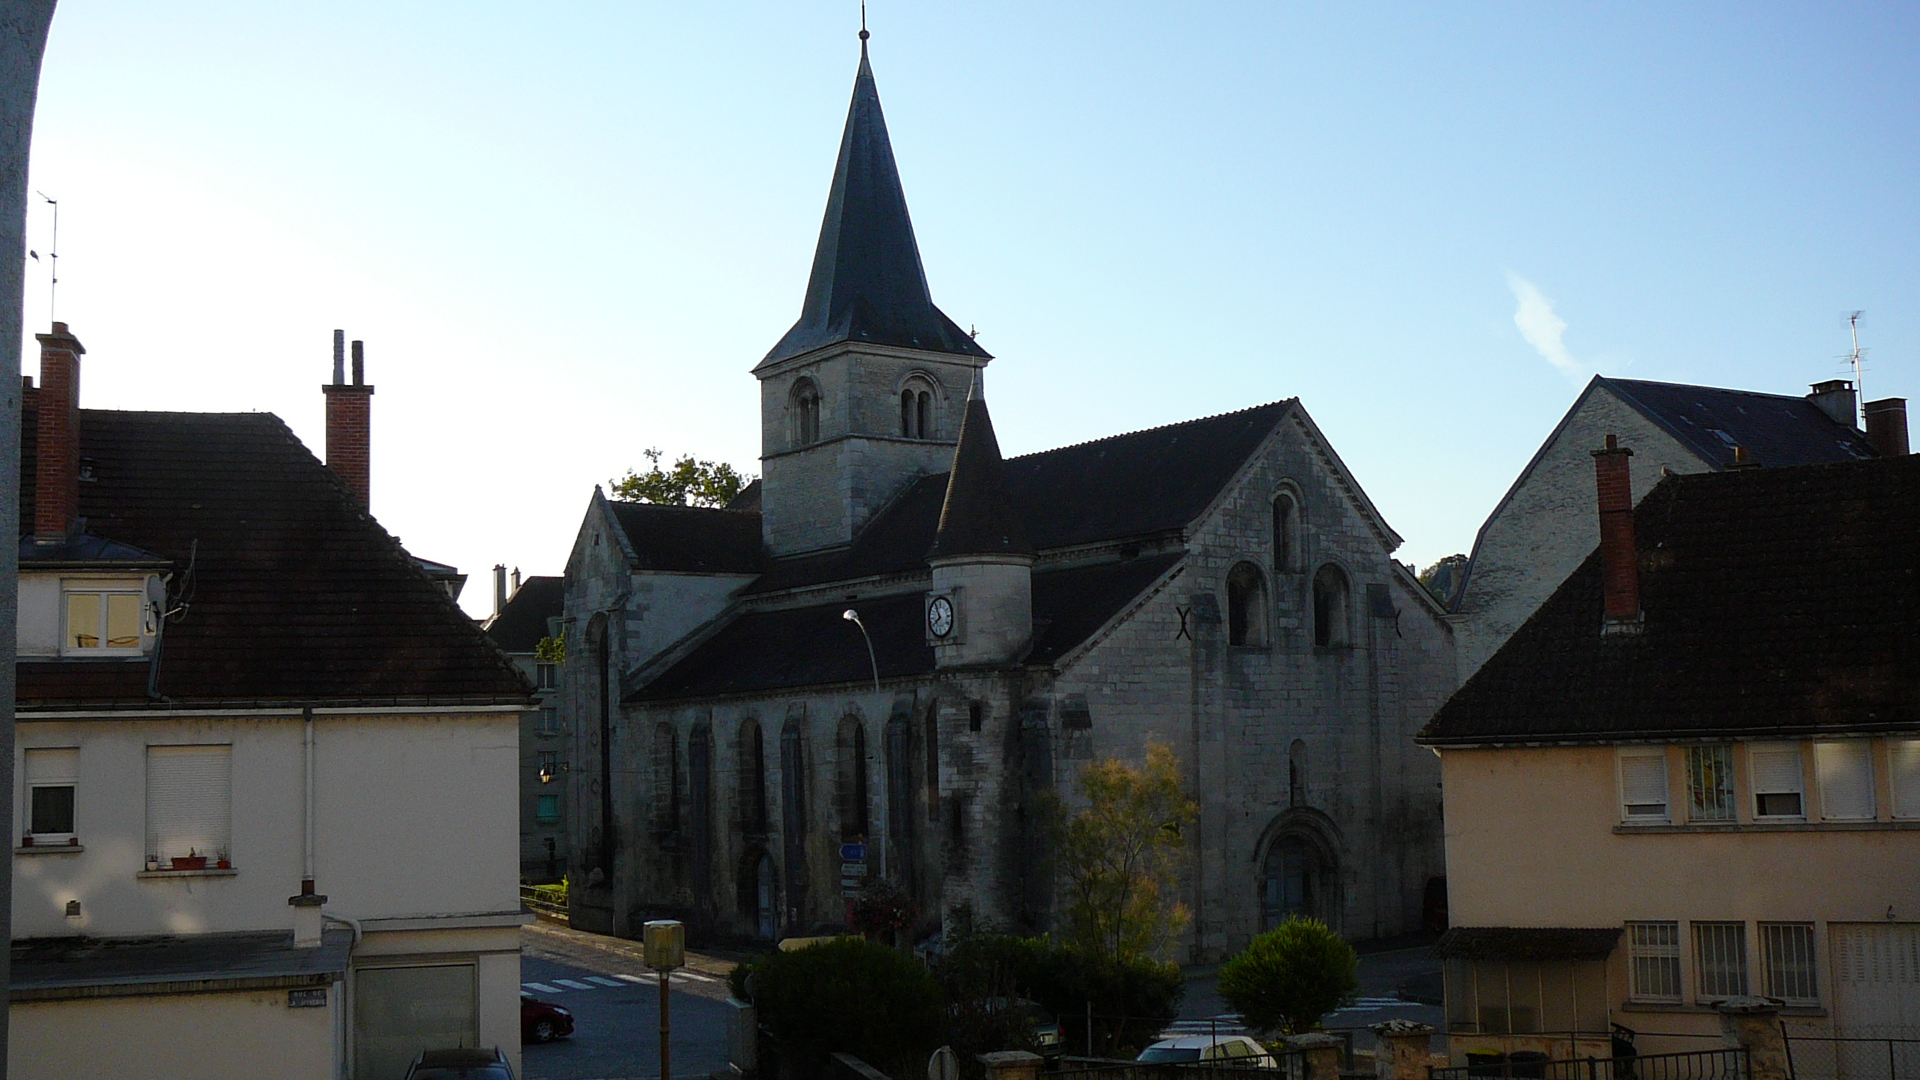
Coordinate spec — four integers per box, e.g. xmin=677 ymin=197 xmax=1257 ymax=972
xmin=1833 ymin=923 xmax=1920 ymax=1037
xmin=354 ymin=964 xmax=478 ymax=1080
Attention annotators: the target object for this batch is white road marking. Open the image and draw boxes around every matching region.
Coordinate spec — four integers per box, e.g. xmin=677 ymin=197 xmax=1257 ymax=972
xmin=521 ymin=982 xmax=560 ymax=994
xmin=554 ymin=979 xmax=595 ymax=990
xmin=587 ymin=976 xmax=625 ymax=987
xmin=615 ymin=974 xmax=649 ymax=984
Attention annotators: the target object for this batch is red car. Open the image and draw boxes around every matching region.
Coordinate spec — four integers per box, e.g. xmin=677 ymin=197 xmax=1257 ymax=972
xmin=521 ymin=993 xmax=575 ymax=1043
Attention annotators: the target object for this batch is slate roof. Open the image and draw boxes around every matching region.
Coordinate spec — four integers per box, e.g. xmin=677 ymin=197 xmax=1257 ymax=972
xmin=10 ymin=930 xmax=351 ymax=1001
xmin=16 ymin=409 xmax=531 ymax=710
xmin=485 ymin=575 xmax=564 ymax=654
xmin=746 ymin=401 xmax=1292 ymax=594
xmin=1433 ymin=927 xmax=1622 ymax=962
xmin=1603 ymin=377 xmax=1877 ymax=468
xmin=633 ymin=552 xmax=1182 ymax=701
xmin=606 ymin=501 xmax=763 ymax=574
xmin=1424 ymin=455 xmax=1920 ymax=746
xmin=928 ymin=394 xmax=1032 ymax=560
xmin=759 ymin=44 xmax=989 ymax=367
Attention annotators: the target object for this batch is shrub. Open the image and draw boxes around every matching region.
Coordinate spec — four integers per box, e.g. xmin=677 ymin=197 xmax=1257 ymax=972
xmin=1217 ymin=917 xmax=1358 ymax=1035
xmin=751 ymin=937 xmax=945 ymax=1079
xmin=940 ymin=928 xmax=1181 ymax=1058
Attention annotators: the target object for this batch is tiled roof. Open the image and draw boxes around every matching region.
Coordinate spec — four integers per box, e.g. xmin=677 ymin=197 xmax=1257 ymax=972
xmin=485 ymin=575 xmax=564 ymax=654
xmin=1604 ymin=377 xmax=1876 ymax=468
xmin=633 ymin=552 xmax=1182 ymax=701
xmin=1434 ymin=927 xmax=1622 ymax=962
xmin=606 ymin=501 xmax=763 ymax=574
xmin=928 ymin=395 xmax=1032 ymax=560
xmin=1424 ymin=455 xmax=1920 ymax=745
xmin=17 ymin=409 xmax=531 ymax=710
xmin=10 ymin=930 xmax=351 ymax=1000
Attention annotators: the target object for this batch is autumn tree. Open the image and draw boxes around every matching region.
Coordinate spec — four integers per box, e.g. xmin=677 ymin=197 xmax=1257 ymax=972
xmin=1056 ymin=741 xmax=1199 ymax=964
xmin=610 ymin=448 xmax=751 ymax=508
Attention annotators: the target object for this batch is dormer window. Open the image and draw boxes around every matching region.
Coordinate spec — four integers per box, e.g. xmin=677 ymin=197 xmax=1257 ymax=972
xmin=64 ymin=586 xmax=148 ymax=654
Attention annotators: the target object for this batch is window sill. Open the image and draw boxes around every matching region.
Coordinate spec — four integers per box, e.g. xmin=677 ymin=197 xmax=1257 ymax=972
xmin=15 ymin=844 xmax=84 ymax=855
xmin=137 ymin=868 xmax=237 ymax=880
xmin=1615 ymin=821 xmax=1920 ymax=835
xmin=1619 ymin=1001 xmax=1827 ymax=1017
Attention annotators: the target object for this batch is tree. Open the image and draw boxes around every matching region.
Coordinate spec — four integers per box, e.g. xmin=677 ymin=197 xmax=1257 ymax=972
xmin=1216 ymin=916 xmax=1359 ymax=1034
xmin=738 ymin=936 xmax=945 ymax=1079
xmin=1055 ymin=741 xmax=1199 ymax=964
xmin=610 ymin=447 xmax=751 ymax=508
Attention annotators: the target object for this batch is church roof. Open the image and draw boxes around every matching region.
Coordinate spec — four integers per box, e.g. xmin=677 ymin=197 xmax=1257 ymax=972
xmin=928 ymin=393 xmax=1032 ymax=559
xmin=1423 ymin=454 xmax=1920 ymax=746
xmin=483 ymin=575 xmax=564 ymax=654
xmin=758 ymin=44 xmax=989 ymax=368
xmin=1601 ymin=377 xmax=1876 ymax=469
xmin=605 ymin=500 xmax=763 ymax=574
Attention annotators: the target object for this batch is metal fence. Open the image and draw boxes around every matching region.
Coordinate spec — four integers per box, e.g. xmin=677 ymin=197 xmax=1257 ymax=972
xmin=1433 ymin=1048 xmax=1750 ymax=1080
xmin=1783 ymin=1035 xmax=1920 ymax=1080
xmin=1048 ymin=1053 xmax=1309 ymax=1080
xmin=520 ymin=883 xmax=568 ymax=917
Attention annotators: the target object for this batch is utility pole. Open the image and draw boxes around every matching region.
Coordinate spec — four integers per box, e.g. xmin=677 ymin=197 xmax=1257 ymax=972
xmin=645 ymin=920 xmax=686 ymax=1080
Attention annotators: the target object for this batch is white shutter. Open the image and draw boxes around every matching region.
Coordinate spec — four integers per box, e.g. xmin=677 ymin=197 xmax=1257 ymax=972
xmin=25 ymin=747 xmax=78 ymax=784
xmin=146 ymin=745 xmax=231 ymax=863
xmin=1816 ymin=741 xmax=1876 ymax=821
xmin=1892 ymin=741 xmax=1920 ymax=821
xmin=1620 ymin=751 xmax=1669 ymax=820
xmin=1751 ymin=745 xmax=1804 ymax=793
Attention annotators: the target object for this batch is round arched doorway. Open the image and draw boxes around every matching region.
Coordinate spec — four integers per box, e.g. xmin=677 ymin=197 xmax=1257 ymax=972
xmin=1261 ymin=834 xmax=1333 ymax=928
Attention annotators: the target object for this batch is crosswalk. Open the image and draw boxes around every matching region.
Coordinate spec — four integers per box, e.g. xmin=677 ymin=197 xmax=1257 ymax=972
xmin=523 ymin=970 xmax=720 ymax=996
xmin=1332 ymin=997 xmax=1419 ymax=1014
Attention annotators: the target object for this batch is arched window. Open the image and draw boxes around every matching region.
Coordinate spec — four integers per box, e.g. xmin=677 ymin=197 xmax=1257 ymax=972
xmin=1262 ymin=835 xmax=1322 ymax=928
xmin=837 ymin=717 xmax=869 ymax=840
xmin=900 ymin=391 xmax=915 ymax=438
xmin=689 ymin=723 xmax=713 ymax=894
xmin=1273 ymin=492 xmax=1299 ymax=574
xmin=1313 ymin=565 xmax=1350 ymax=647
xmin=886 ymin=713 xmax=915 ymax=887
xmin=1289 ymin=739 xmax=1308 ymax=808
xmin=780 ymin=720 xmax=808 ymax=923
xmin=1226 ymin=562 xmax=1269 ymax=646
xmin=652 ymin=722 xmax=680 ymax=839
xmin=898 ymin=379 xmax=937 ymax=439
xmin=791 ymin=378 xmax=822 ymax=447
xmin=739 ymin=849 xmax=776 ymax=940
xmin=737 ymin=718 xmax=766 ymax=834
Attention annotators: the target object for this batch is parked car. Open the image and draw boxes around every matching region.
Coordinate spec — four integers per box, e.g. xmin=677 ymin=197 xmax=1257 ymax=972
xmin=1137 ymin=1035 xmax=1278 ymax=1068
xmin=403 ymin=1047 xmax=516 ymax=1079
xmin=522 ymin=993 xmax=575 ymax=1042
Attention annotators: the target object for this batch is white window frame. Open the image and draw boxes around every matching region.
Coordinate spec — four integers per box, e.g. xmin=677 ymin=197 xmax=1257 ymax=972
xmin=1749 ymin=743 xmax=1807 ymax=821
xmin=145 ymin=744 xmax=233 ymax=870
xmin=1760 ymin=922 xmax=1819 ymax=1007
xmin=1815 ymin=740 xmax=1876 ymax=821
xmin=1619 ymin=748 xmax=1671 ymax=824
xmin=1692 ymin=921 xmax=1750 ymax=1002
xmin=60 ymin=582 xmax=149 ymax=657
xmin=23 ymin=747 xmax=79 ymax=845
xmin=1891 ymin=740 xmax=1920 ymax=820
xmin=1626 ymin=920 xmax=1683 ymax=1003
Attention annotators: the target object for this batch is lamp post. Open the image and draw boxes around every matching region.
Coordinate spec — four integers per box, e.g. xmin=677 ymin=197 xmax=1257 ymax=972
xmin=842 ymin=609 xmax=880 ymax=695
xmin=645 ymin=920 xmax=685 ymax=1080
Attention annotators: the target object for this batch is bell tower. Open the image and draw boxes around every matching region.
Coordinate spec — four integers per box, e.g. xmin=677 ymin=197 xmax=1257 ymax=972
xmin=754 ymin=36 xmax=990 ymax=556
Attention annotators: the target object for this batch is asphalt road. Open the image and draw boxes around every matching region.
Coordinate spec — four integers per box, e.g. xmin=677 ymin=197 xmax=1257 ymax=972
xmin=521 ymin=922 xmax=737 ymax=1080
xmin=1176 ymin=945 xmax=1445 ymax=1051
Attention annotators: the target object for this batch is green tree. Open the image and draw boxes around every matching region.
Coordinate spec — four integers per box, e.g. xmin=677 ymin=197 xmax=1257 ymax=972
xmin=739 ymin=937 xmax=945 ymax=1079
xmin=1216 ymin=916 xmax=1359 ymax=1034
xmin=610 ymin=447 xmax=751 ymax=508
xmin=1056 ymin=741 xmax=1199 ymax=964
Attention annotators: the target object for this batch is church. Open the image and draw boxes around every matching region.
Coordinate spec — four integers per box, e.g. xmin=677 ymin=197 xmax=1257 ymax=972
xmin=558 ymin=37 xmax=1455 ymax=962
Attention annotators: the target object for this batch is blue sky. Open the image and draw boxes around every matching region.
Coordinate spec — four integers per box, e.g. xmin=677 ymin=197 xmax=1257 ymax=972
xmin=22 ymin=3 xmax=1918 ymax=616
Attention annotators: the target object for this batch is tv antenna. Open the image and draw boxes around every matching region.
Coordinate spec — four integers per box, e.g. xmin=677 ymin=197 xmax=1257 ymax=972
xmin=1844 ymin=310 xmax=1867 ymax=425
xmin=28 ymin=192 xmax=57 ymax=323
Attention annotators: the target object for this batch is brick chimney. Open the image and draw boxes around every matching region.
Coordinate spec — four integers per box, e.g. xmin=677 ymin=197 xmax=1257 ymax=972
xmin=1808 ymin=379 xmax=1859 ymax=429
xmin=1592 ymin=433 xmax=1642 ymax=635
xmin=323 ymin=332 xmax=374 ymax=509
xmin=1865 ymin=398 xmax=1909 ymax=457
xmin=33 ymin=322 xmax=85 ymax=542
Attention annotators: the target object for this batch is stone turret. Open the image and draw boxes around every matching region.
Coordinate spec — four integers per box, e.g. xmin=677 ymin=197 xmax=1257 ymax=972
xmin=925 ymin=381 xmax=1032 ymax=667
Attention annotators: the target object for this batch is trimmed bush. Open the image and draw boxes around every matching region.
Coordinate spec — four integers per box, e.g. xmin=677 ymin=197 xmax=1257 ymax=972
xmin=1217 ymin=917 xmax=1358 ymax=1035
xmin=750 ymin=937 xmax=945 ymax=1078
xmin=941 ymin=931 xmax=1181 ymax=1057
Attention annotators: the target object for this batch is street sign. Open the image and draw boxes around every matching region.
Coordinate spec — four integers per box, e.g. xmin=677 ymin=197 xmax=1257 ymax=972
xmin=929 ymin=1046 xmax=959 ymax=1080
xmin=839 ymin=843 xmax=866 ymax=861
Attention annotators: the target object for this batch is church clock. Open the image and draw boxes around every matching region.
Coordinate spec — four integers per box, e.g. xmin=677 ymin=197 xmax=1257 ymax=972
xmin=927 ymin=595 xmax=955 ymax=638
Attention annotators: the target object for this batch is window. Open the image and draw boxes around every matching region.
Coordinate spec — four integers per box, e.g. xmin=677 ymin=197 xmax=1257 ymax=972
xmin=1226 ymin=563 xmax=1269 ymax=646
xmin=536 ymin=663 xmax=556 ymax=689
xmin=536 ymin=708 xmax=559 ymax=735
xmin=652 ymin=723 xmax=680 ymax=837
xmin=538 ymin=750 xmax=559 ymax=783
xmin=791 ymin=379 xmax=822 ymax=447
xmin=1693 ymin=922 xmax=1749 ymax=1001
xmin=1272 ymin=492 xmax=1298 ymax=573
xmin=146 ymin=744 xmax=232 ymax=868
xmin=836 ymin=717 xmax=869 ymax=840
xmin=738 ymin=718 xmax=767 ymax=833
xmin=1816 ymin=740 xmax=1875 ymax=821
xmin=1627 ymin=921 xmax=1682 ymax=1003
xmin=1761 ymin=923 xmax=1818 ymax=1006
xmin=1312 ymin=565 xmax=1349 ymax=647
xmin=899 ymin=382 xmax=936 ymax=439
xmin=25 ymin=747 xmax=78 ymax=843
xmin=1686 ymin=745 xmax=1736 ymax=822
xmin=536 ymin=793 xmax=560 ymax=824
xmin=64 ymin=588 xmax=145 ymax=653
xmin=1289 ymin=739 xmax=1308 ymax=808
xmin=1890 ymin=740 xmax=1920 ymax=820
xmin=1750 ymin=744 xmax=1805 ymax=819
xmin=1619 ymin=749 xmax=1670 ymax=822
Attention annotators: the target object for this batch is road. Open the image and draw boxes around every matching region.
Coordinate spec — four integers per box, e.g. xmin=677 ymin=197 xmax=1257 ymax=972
xmin=521 ymin=921 xmax=738 ymax=1080
xmin=1175 ymin=944 xmax=1445 ymax=1051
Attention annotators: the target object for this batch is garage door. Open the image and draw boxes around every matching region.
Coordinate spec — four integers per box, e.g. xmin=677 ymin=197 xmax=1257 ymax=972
xmin=1832 ymin=924 xmax=1920 ymax=1037
xmin=354 ymin=964 xmax=478 ymax=1080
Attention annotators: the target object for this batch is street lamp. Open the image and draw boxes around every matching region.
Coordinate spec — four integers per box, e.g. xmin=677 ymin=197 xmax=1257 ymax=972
xmin=842 ymin=609 xmax=881 ymax=695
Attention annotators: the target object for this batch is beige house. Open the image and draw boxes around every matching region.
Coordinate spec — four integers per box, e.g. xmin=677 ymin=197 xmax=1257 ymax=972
xmin=11 ymin=326 xmax=532 ymax=1080
xmin=1421 ymin=427 xmax=1920 ymax=1058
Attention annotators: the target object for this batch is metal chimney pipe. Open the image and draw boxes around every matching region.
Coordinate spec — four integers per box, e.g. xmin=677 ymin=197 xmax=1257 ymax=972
xmin=332 ymin=329 xmax=344 ymax=385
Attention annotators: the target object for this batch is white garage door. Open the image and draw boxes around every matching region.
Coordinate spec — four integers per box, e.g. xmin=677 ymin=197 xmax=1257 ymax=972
xmin=354 ymin=964 xmax=478 ymax=1080
xmin=1832 ymin=923 xmax=1920 ymax=1037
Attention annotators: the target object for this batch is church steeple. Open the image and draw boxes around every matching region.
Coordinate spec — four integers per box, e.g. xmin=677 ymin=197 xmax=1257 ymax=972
xmin=929 ymin=382 xmax=1032 ymax=560
xmin=759 ymin=40 xmax=990 ymax=368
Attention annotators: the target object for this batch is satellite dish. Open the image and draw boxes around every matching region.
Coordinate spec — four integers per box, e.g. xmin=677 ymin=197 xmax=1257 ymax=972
xmin=929 ymin=1045 xmax=960 ymax=1080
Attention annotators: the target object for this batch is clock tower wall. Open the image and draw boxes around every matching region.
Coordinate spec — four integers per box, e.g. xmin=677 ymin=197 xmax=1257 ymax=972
xmin=929 ymin=554 xmax=1033 ymax=667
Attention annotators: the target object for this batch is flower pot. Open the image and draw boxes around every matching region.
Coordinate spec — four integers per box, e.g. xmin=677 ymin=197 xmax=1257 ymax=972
xmin=171 ymin=855 xmax=208 ymax=871
xmin=216 ymin=860 xmax=231 ymax=870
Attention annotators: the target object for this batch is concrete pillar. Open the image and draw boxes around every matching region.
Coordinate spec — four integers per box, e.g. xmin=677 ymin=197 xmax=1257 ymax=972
xmin=1287 ymin=1032 xmax=1345 ymax=1080
xmin=1371 ymin=1020 xmax=1436 ymax=1080
xmin=725 ymin=997 xmax=758 ymax=1078
xmin=976 ymin=1050 xmax=1042 ymax=1080
xmin=1715 ymin=997 xmax=1789 ymax=1080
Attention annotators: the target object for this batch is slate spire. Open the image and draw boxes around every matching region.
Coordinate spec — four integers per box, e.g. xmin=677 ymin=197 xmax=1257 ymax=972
xmin=928 ymin=379 xmax=1032 ymax=560
xmin=760 ymin=39 xmax=990 ymax=367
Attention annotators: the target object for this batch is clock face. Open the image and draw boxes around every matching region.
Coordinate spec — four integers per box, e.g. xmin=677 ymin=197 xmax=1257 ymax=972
xmin=927 ymin=595 xmax=955 ymax=638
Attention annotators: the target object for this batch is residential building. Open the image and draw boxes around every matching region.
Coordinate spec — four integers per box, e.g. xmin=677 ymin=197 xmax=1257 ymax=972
xmin=10 ymin=325 xmax=533 ymax=1080
xmin=1420 ymin=425 xmax=1919 ymax=1055
xmin=558 ymin=39 xmax=1457 ymax=960
xmin=483 ymin=571 xmax=568 ymax=883
xmin=1450 ymin=375 xmax=1901 ymax=679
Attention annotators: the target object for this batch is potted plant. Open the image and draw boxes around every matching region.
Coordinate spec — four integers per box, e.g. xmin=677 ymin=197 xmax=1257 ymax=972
xmin=20 ymin=835 xmax=31 ymax=848
xmin=171 ymin=848 xmax=208 ymax=871
xmin=215 ymin=848 xmax=231 ymax=870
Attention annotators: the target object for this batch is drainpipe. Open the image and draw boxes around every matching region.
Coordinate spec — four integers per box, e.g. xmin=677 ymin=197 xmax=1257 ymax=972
xmin=303 ymin=705 xmax=316 ymax=890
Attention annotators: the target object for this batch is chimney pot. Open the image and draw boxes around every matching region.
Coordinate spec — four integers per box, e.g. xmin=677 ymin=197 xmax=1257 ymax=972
xmin=493 ymin=565 xmax=508 ymax=619
xmin=1865 ymin=398 xmax=1909 ymax=457
xmin=1591 ymin=434 xmax=1642 ymax=635
xmin=1808 ymin=379 xmax=1859 ymax=429
xmin=332 ymin=329 xmax=345 ymax=386
xmin=351 ymin=340 xmax=364 ymax=386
